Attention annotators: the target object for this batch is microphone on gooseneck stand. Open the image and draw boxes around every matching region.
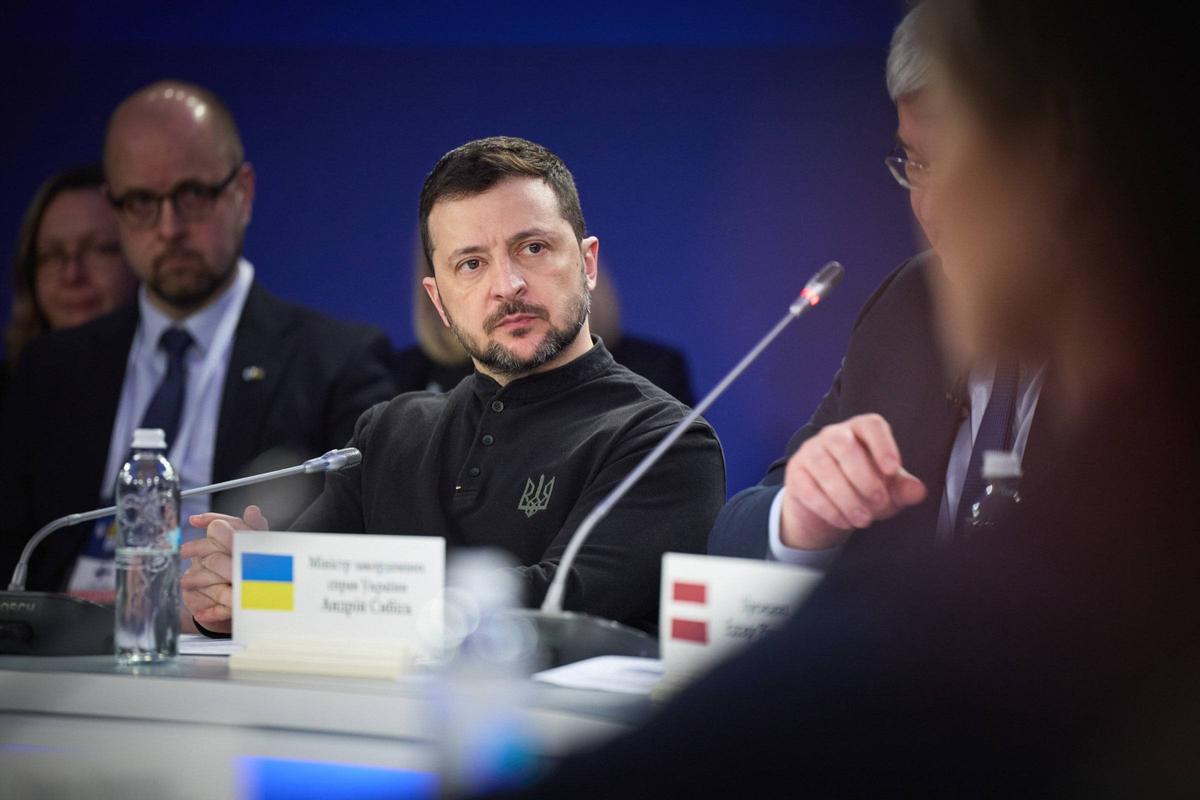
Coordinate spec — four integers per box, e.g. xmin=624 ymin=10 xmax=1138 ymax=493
xmin=509 ymin=261 xmax=847 ymax=667
xmin=0 ymin=448 xmax=363 ymax=656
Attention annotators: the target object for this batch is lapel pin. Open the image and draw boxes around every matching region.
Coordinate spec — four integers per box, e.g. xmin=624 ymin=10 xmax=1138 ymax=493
xmin=242 ymin=366 xmax=266 ymax=382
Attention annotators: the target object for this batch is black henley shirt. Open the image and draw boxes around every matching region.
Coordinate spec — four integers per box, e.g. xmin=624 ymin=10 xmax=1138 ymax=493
xmin=292 ymin=340 xmax=726 ymax=632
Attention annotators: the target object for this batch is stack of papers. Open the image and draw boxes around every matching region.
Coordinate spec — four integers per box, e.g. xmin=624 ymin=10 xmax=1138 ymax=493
xmin=533 ymin=656 xmax=663 ymax=696
xmin=178 ymin=634 xmax=243 ymax=656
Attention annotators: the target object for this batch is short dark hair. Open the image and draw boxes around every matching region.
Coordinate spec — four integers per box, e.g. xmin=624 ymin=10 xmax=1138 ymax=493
xmin=418 ymin=136 xmax=586 ymax=275
xmin=6 ymin=164 xmax=105 ymax=365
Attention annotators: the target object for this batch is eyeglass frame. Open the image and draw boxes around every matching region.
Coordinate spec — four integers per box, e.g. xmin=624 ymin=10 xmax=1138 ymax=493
xmin=884 ymin=144 xmax=932 ymax=191
xmin=106 ymin=162 xmax=244 ymax=229
xmin=35 ymin=237 xmax=125 ymax=281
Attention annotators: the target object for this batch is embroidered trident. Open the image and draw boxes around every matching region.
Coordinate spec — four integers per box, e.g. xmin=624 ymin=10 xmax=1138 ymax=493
xmin=518 ymin=475 xmax=555 ymax=518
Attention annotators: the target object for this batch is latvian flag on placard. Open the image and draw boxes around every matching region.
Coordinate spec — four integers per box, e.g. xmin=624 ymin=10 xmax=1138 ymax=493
xmin=670 ymin=580 xmax=709 ymax=644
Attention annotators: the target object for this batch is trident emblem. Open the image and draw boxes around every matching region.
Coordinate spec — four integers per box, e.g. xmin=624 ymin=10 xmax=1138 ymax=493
xmin=518 ymin=474 xmax=556 ymax=518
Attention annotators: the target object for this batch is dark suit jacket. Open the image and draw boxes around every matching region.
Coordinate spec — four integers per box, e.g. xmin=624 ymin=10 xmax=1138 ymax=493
xmin=709 ymin=253 xmax=1058 ymax=559
xmin=0 ymin=282 xmax=398 ymax=591
xmin=392 ymin=334 xmax=695 ymax=406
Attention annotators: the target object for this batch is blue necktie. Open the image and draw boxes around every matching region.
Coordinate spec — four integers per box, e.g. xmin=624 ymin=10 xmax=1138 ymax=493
xmin=140 ymin=327 xmax=194 ymax=451
xmin=954 ymin=359 xmax=1021 ymax=537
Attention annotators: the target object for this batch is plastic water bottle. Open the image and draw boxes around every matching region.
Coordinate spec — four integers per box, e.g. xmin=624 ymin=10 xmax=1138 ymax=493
xmin=114 ymin=428 xmax=181 ymax=663
xmin=966 ymin=450 xmax=1023 ymax=535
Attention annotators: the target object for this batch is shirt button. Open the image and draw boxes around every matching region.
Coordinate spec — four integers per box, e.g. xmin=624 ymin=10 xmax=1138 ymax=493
xmin=468 ymin=467 xmax=481 ymax=477
xmin=491 ymin=400 xmax=504 ymax=413
xmin=481 ymin=434 xmax=495 ymax=446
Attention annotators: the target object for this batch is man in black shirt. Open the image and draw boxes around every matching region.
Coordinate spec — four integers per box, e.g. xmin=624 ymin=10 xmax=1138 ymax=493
xmin=181 ymin=137 xmax=726 ymax=634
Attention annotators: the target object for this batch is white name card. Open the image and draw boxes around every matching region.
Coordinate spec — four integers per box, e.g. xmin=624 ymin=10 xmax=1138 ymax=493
xmin=232 ymin=532 xmax=445 ymax=656
xmin=657 ymin=553 xmax=823 ymax=695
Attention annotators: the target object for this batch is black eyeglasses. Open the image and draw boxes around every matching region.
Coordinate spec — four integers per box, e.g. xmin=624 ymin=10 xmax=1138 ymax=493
xmin=108 ymin=163 xmax=243 ymax=229
xmin=884 ymin=144 xmax=931 ymax=191
xmin=36 ymin=238 xmax=124 ymax=281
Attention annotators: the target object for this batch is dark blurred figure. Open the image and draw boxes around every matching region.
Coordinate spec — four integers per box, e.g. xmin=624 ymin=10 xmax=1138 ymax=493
xmin=3 ymin=165 xmax=137 ymax=398
xmin=395 ymin=238 xmax=693 ymax=404
xmin=481 ymin=1 xmax=1199 ymax=797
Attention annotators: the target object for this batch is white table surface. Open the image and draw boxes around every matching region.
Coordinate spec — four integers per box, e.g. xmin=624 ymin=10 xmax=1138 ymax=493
xmin=0 ymin=654 xmax=652 ymax=799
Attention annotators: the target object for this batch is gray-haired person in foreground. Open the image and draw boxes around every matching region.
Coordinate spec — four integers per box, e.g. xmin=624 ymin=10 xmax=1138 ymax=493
xmin=708 ymin=2 xmax=1051 ymax=566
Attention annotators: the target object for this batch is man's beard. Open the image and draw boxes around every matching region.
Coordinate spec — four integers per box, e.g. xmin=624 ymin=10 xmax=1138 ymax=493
xmin=446 ymin=275 xmax=591 ymax=379
xmin=148 ymin=239 xmax=241 ymax=313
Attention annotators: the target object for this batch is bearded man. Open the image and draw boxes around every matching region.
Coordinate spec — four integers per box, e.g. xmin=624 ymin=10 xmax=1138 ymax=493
xmin=181 ymin=137 xmax=726 ymax=636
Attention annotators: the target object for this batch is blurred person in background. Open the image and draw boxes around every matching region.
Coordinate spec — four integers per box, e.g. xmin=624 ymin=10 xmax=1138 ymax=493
xmin=3 ymin=165 xmax=137 ymax=399
xmin=480 ymin=1 xmax=1199 ymax=796
xmin=395 ymin=235 xmax=694 ymax=404
xmin=0 ymin=81 xmax=396 ymax=602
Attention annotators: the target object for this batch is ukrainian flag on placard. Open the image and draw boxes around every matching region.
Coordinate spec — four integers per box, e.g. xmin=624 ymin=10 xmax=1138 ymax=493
xmin=242 ymin=553 xmax=294 ymax=611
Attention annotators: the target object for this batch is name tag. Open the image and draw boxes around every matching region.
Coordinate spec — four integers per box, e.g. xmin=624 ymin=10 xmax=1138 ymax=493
xmin=232 ymin=532 xmax=445 ymax=658
xmin=657 ymin=553 xmax=822 ymax=694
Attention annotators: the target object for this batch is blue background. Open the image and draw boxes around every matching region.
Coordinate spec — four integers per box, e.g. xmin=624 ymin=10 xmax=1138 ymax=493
xmin=0 ymin=1 xmax=916 ymax=494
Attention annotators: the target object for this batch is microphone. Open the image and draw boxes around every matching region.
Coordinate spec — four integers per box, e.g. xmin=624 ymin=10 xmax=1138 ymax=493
xmin=7 ymin=447 xmax=362 ymax=592
xmin=0 ymin=448 xmax=362 ymax=656
xmin=510 ymin=261 xmax=846 ymax=667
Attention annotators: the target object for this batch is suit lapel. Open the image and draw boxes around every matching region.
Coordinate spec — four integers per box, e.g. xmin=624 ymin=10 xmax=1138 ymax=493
xmin=38 ymin=307 xmax=137 ymax=590
xmin=213 ymin=283 xmax=293 ymax=481
xmin=1017 ymin=367 xmax=1061 ymax=502
xmin=79 ymin=307 xmax=139 ymax=500
xmin=888 ymin=261 xmax=964 ymax=542
xmin=900 ymin=371 xmax=964 ymax=541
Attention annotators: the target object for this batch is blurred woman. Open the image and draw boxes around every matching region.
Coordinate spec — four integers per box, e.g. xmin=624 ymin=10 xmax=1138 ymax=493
xmin=5 ymin=165 xmax=137 ymax=368
xmin=922 ymin=2 xmax=1196 ymax=422
xmin=476 ymin=2 xmax=1198 ymax=797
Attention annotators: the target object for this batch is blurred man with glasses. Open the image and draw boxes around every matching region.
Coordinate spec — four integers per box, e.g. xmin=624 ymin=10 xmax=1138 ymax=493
xmin=0 ymin=81 xmax=397 ymax=603
xmin=709 ymin=4 xmax=1048 ymax=563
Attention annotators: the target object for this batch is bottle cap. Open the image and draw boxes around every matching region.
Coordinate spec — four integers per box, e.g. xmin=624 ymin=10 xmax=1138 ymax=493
xmin=131 ymin=428 xmax=168 ymax=451
xmin=982 ymin=450 xmax=1022 ymax=480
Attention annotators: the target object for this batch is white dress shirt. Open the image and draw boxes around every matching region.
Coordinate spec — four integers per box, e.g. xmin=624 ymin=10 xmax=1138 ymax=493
xmin=768 ymin=363 xmax=1045 ymax=566
xmin=67 ymin=259 xmax=254 ymax=595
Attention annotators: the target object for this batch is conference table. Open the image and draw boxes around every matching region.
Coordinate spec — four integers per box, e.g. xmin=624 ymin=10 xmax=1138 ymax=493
xmin=0 ymin=650 xmax=653 ymax=798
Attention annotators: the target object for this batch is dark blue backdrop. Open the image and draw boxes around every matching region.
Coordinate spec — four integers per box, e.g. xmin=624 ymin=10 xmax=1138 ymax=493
xmin=1 ymin=1 xmax=917 ymax=495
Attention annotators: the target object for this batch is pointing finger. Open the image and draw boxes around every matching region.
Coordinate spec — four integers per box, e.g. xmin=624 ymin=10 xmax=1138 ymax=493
xmin=848 ymin=414 xmax=902 ymax=477
xmin=888 ymin=468 xmax=928 ymax=509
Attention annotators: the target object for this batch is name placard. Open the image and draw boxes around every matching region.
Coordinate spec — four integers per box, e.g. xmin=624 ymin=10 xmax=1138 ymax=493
xmin=232 ymin=532 xmax=445 ymax=654
xmin=657 ymin=553 xmax=823 ymax=694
